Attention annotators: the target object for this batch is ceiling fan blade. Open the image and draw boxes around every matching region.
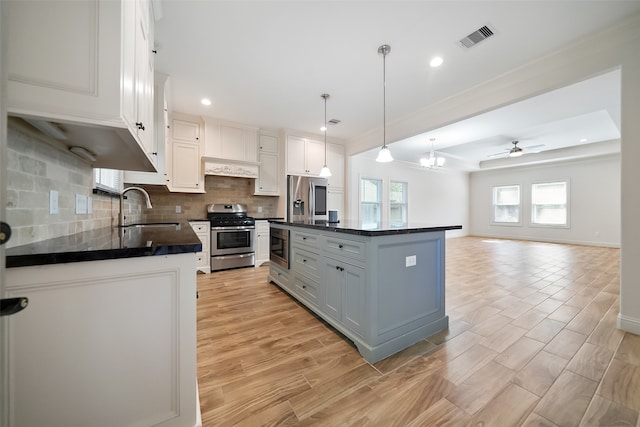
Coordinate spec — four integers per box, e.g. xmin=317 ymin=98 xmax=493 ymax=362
xmin=523 ymin=143 xmax=545 ymax=152
xmin=487 ymin=150 xmax=509 ymax=158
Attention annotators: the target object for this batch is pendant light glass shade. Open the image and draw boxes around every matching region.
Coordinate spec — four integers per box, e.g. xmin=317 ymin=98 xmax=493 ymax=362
xmin=376 ymin=44 xmax=393 ymax=163
xmin=319 ymin=93 xmax=332 ymax=177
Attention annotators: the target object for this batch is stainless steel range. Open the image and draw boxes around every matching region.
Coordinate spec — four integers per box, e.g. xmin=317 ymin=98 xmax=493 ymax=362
xmin=207 ymin=204 xmax=255 ymax=271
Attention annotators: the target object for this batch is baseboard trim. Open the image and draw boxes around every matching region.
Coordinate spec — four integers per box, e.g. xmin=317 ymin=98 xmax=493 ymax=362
xmin=617 ymin=313 xmax=640 ymax=335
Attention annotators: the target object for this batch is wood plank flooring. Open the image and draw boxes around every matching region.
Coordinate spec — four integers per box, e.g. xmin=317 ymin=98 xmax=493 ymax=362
xmin=196 ymin=236 xmax=640 ymax=426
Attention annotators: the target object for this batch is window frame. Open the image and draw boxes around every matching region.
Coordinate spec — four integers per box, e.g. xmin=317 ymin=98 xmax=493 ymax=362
xmin=530 ymin=179 xmax=570 ymax=228
xmin=359 ymin=177 xmax=382 ymax=228
xmin=491 ymin=184 xmax=522 ymax=226
xmin=93 ymin=168 xmax=124 ymax=195
xmin=389 ymin=180 xmax=408 ymax=226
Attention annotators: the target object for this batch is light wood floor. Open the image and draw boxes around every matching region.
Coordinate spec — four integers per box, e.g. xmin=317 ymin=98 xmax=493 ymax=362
xmin=196 ymin=236 xmax=640 ymax=426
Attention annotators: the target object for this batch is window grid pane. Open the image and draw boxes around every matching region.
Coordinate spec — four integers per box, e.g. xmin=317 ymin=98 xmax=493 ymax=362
xmin=390 ymin=181 xmax=407 ymax=225
xmin=493 ymin=185 xmax=520 ymax=223
xmin=532 ymin=181 xmax=567 ymax=225
xmin=361 ymin=178 xmax=382 ymax=226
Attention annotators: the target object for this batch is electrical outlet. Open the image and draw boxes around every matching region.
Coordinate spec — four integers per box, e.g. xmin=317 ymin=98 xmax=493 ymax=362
xmin=75 ymin=194 xmax=88 ymax=214
xmin=258 ymin=206 xmax=263 ymax=213
xmin=406 ymin=255 xmax=417 ymax=267
xmin=49 ymin=190 xmax=59 ymax=214
xmin=176 ymin=205 xmax=181 ymax=214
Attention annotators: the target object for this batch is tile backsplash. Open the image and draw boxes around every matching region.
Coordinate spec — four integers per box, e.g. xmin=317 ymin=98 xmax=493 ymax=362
xmin=5 ymin=123 xmax=281 ymax=247
xmin=5 ymin=124 xmax=144 ymax=247
xmin=138 ymin=175 xmax=280 ymax=223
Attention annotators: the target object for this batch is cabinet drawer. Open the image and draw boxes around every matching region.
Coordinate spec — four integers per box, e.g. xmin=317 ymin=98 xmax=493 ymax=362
xmin=292 ymin=230 xmax=319 ymax=249
xmin=324 ymin=237 xmax=366 ymax=261
xmin=191 ymin=223 xmax=209 ymax=233
xmin=292 ymin=248 xmax=321 ymax=282
xmin=294 ymin=275 xmax=319 ymax=305
xmin=270 ymin=263 xmax=290 ymax=289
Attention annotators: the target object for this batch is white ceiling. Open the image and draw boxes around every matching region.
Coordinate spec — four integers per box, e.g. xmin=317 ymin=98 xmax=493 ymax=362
xmin=154 ymin=1 xmax=639 ymax=170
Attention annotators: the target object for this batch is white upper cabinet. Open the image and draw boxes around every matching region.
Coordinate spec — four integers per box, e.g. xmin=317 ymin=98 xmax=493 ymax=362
xmin=124 ymin=72 xmax=170 ymax=186
xmin=204 ymin=119 xmax=258 ymax=163
xmin=6 ymin=0 xmax=156 ymax=172
xmin=286 ymin=135 xmax=325 ymax=176
xmin=169 ymin=116 xmax=205 ymax=193
xmin=255 ymin=131 xmax=280 ymax=196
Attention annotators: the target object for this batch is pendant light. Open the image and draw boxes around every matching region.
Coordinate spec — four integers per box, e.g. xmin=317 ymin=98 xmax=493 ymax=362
xmin=376 ymin=44 xmax=393 ymax=163
xmin=319 ymin=93 xmax=332 ymax=177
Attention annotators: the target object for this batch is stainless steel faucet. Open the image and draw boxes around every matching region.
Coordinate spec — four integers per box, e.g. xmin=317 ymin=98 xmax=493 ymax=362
xmin=119 ymin=186 xmax=152 ymax=227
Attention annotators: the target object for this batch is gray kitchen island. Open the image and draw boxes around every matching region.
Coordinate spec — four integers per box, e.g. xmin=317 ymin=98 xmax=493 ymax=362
xmin=269 ymin=220 xmax=462 ymax=363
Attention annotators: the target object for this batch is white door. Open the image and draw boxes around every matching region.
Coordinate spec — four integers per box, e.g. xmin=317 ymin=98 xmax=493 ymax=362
xmin=1 ymin=4 xmax=30 ymax=425
xmin=1 ymin=3 xmax=9 ymax=425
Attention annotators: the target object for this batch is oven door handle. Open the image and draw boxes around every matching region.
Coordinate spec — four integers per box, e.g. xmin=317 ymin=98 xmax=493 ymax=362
xmin=211 ymin=226 xmax=255 ymax=231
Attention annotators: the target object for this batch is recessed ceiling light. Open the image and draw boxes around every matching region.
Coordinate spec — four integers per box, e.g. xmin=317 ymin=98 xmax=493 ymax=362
xmin=580 ymin=138 xmax=587 ymax=142
xmin=320 ymin=126 xmax=327 ymax=131
xmin=430 ymin=56 xmax=444 ymax=67
xmin=201 ymin=98 xmax=212 ymax=106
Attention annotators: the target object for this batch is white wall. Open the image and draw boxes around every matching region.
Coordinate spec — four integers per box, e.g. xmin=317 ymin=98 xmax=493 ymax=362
xmin=470 ymin=154 xmax=620 ymax=247
xmin=344 ymin=13 xmax=640 ymax=335
xmin=348 ymin=156 xmax=469 ymax=238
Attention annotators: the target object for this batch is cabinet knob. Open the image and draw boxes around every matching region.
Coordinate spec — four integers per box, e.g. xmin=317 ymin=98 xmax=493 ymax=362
xmin=136 ymin=122 xmax=145 ymax=131
xmin=335 ymin=265 xmax=340 ymax=270
xmin=338 ymin=244 xmax=343 ymax=249
xmin=302 ymin=285 xmax=306 ymax=289
xmin=152 ymin=152 xmax=158 ymax=156
xmin=302 ymin=237 xmax=306 ymax=240
xmin=302 ymin=259 xmax=306 ymax=263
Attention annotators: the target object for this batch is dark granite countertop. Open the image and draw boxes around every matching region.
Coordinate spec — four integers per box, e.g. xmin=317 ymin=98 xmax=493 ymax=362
xmin=270 ymin=220 xmax=462 ymax=236
xmin=6 ymin=222 xmax=202 ymax=268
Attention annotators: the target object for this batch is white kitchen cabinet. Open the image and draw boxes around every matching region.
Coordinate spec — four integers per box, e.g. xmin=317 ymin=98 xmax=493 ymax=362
xmin=169 ymin=116 xmax=205 ymax=193
xmin=190 ymin=221 xmax=211 ymax=273
xmin=6 ymin=0 xmax=156 ymax=172
xmin=327 ymin=142 xmax=345 ymax=190
xmin=255 ymin=220 xmax=270 ymax=265
xmin=5 ymin=253 xmax=198 ymax=427
xmin=124 ymin=72 xmax=170 ymax=186
xmin=286 ymin=135 xmax=325 ymax=176
xmin=204 ymin=119 xmax=258 ymax=162
xmin=255 ymin=132 xmax=280 ymax=196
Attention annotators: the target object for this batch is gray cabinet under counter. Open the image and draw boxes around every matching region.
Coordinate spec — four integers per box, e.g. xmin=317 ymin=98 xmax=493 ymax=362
xmin=268 ymin=221 xmax=461 ymax=363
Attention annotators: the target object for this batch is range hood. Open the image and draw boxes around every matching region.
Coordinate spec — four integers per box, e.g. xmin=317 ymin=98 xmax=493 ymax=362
xmin=9 ymin=116 xmax=157 ymax=172
xmin=203 ymin=157 xmax=259 ymax=178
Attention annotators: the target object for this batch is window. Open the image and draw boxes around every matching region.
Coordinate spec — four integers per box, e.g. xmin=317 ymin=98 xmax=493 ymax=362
xmin=493 ymin=185 xmax=520 ymax=223
xmin=390 ymin=181 xmax=407 ymax=226
xmin=360 ymin=178 xmax=382 ymax=227
xmin=94 ymin=168 xmax=123 ymax=194
xmin=532 ymin=181 xmax=568 ymax=226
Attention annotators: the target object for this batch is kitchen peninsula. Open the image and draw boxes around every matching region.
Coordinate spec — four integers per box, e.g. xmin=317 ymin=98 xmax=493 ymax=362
xmin=269 ymin=220 xmax=462 ymax=363
xmin=5 ymin=224 xmax=201 ymax=427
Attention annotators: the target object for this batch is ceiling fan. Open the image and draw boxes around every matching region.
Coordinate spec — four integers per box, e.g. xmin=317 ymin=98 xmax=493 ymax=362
xmin=487 ymin=140 xmax=545 ymax=158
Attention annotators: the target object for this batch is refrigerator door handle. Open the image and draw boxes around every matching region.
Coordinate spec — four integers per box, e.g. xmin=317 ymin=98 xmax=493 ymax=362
xmin=308 ymin=181 xmax=315 ymax=220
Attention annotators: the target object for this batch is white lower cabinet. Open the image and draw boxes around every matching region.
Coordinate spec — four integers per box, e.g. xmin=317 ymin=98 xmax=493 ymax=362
xmin=190 ymin=220 xmax=211 ymax=273
xmin=255 ymin=220 xmax=270 ymax=265
xmin=5 ymin=253 xmax=197 ymax=427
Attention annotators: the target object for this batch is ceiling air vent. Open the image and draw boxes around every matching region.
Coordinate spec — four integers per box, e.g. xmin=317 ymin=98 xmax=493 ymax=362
xmin=328 ymin=119 xmax=341 ymax=125
xmin=459 ymin=25 xmax=495 ymax=48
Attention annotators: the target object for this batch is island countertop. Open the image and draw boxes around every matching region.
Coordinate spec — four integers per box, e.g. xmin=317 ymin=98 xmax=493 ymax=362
xmin=269 ymin=219 xmax=462 ymax=236
xmin=6 ymin=222 xmax=202 ymax=268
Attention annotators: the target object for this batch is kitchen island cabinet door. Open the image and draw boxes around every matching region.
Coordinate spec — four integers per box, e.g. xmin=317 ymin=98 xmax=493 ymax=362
xmin=4 ymin=253 xmax=198 ymax=427
xmin=322 ymin=258 xmax=342 ymax=321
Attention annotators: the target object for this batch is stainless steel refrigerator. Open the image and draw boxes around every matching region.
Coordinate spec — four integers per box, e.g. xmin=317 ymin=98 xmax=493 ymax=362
xmin=287 ymin=175 xmax=328 ymax=223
